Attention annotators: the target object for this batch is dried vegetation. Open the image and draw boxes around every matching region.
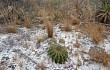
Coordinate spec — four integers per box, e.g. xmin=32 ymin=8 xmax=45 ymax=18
xmin=89 ymin=47 xmax=110 ymax=66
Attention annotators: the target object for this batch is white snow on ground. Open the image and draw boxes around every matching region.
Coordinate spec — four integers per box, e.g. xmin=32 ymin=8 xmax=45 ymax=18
xmin=0 ymin=24 xmax=110 ymax=70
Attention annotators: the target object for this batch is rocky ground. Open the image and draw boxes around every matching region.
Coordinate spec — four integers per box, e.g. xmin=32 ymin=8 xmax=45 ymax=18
xmin=0 ymin=23 xmax=110 ymax=70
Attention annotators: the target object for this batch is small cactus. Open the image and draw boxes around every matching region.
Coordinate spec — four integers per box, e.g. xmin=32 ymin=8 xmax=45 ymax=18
xmin=48 ymin=38 xmax=57 ymax=44
xmin=59 ymin=39 xmax=65 ymax=44
xmin=48 ymin=45 xmax=68 ymax=64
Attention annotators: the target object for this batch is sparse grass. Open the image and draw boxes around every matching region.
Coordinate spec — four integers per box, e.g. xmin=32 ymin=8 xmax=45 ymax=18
xmin=89 ymin=47 xmax=110 ymax=66
xmin=38 ymin=9 xmax=47 ymax=17
xmin=79 ymin=23 xmax=106 ymax=44
xmin=64 ymin=19 xmax=72 ymax=32
xmin=38 ymin=8 xmax=54 ymax=21
xmin=24 ymin=17 xmax=32 ymax=28
xmin=53 ymin=11 xmax=66 ymax=21
xmin=37 ymin=8 xmax=56 ymax=29
xmin=6 ymin=25 xmax=17 ymax=33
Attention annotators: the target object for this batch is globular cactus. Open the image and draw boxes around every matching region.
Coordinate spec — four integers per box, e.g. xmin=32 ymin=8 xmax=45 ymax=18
xmin=48 ymin=45 xmax=68 ymax=64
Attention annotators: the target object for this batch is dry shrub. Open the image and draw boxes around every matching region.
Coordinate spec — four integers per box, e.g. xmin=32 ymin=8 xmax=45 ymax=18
xmin=62 ymin=0 xmax=94 ymax=22
xmin=39 ymin=9 xmax=53 ymax=38
xmin=38 ymin=9 xmax=47 ymax=17
xmin=72 ymin=16 xmax=79 ymax=25
xmin=69 ymin=14 xmax=79 ymax=25
xmin=79 ymin=23 xmax=106 ymax=44
xmin=38 ymin=9 xmax=54 ymax=20
xmin=40 ymin=63 xmax=44 ymax=70
xmin=89 ymin=47 xmax=110 ymax=66
xmin=15 ymin=18 xmax=20 ymax=25
xmin=24 ymin=17 xmax=32 ymax=28
xmin=6 ymin=25 xmax=17 ymax=33
xmin=43 ymin=19 xmax=53 ymax=38
xmin=53 ymin=11 xmax=64 ymax=21
xmin=64 ymin=19 xmax=72 ymax=32
xmin=52 ymin=11 xmax=69 ymax=21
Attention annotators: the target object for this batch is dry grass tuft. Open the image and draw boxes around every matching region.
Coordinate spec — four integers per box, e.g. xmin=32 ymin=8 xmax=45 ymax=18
xmin=89 ymin=47 xmax=110 ymax=66
xmin=64 ymin=19 xmax=72 ymax=32
xmin=24 ymin=17 xmax=32 ymax=28
xmin=91 ymin=32 xmax=103 ymax=44
xmin=0 ymin=66 xmax=4 ymax=70
xmin=39 ymin=9 xmax=53 ymax=38
xmin=6 ymin=25 xmax=17 ymax=33
xmin=38 ymin=8 xmax=54 ymax=20
xmin=72 ymin=16 xmax=79 ymax=25
xmin=38 ymin=9 xmax=47 ymax=17
xmin=70 ymin=15 xmax=79 ymax=25
xmin=43 ymin=19 xmax=53 ymax=38
xmin=15 ymin=18 xmax=20 ymax=25
xmin=40 ymin=63 xmax=44 ymax=70
xmin=79 ymin=23 xmax=106 ymax=44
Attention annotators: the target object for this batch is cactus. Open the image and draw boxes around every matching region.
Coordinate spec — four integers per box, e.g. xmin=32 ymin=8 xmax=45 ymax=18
xmin=48 ymin=45 xmax=68 ymax=64
xmin=48 ymin=38 xmax=57 ymax=44
xmin=59 ymin=39 xmax=65 ymax=44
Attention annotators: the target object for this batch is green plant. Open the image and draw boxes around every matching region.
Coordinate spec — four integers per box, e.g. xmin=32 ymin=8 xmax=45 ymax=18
xmin=59 ymin=39 xmax=65 ymax=44
xmin=48 ymin=38 xmax=57 ymax=44
xmin=101 ymin=4 xmax=110 ymax=12
xmin=100 ymin=0 xmax=110 ymax=5
xmin=48 ymin=45 xmax=68 ymax=64
xmin=96 ymin=4 xmax=110 ymax=23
